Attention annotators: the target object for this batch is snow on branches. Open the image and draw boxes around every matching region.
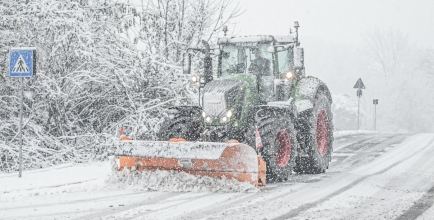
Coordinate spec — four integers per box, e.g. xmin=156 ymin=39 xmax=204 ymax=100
xmin=0 ymin=0 xmax=239 ymax=172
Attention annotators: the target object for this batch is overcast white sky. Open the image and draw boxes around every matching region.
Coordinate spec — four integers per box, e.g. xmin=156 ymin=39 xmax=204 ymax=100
xmin=225 ymin=0 xmax=434 ymax=95
xmin=232 ymin=0 xmax=434 ymax=47
xmin=227 ymin=0 xmax=434 ymax=131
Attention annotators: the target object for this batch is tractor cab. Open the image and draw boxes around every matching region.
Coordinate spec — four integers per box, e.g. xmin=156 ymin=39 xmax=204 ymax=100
xmin=180 ymin=22 xmax=308 ymax=140
xmin=217 ymin=35 xmax=296 ymax=104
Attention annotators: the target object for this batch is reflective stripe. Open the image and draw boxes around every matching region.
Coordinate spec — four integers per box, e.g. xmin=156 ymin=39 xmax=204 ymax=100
xmin=255 ymin=126 xmax=263 ymax=149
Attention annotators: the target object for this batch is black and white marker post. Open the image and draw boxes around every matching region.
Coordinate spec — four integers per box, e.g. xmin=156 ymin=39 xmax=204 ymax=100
xmin=9 ymin=47 xmax=36 ymax=177
xmin=373 ymin=99 xmax=379 ymax=130
xmin=353 ymin=78 xmax=365 ymax=130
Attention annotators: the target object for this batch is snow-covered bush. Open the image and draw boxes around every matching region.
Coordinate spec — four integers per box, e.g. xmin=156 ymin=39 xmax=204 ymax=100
xmin=0 ymin=0 xmax=239 ymax=172
xmin=331 ymin=93 xmax=364 ymax=131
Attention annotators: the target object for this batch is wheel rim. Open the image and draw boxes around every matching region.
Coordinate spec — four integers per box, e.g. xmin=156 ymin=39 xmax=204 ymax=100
xmin=316 ymin=110 xmax=329 ymax=156
xmin=275 ymin=130 xmax=292 ymax=167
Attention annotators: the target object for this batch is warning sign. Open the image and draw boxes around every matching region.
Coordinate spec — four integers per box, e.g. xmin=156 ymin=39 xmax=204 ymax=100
xmin=353 ymin=78 xmax=366 ymax=89
xmin=9 ymin=48 xmax=36 ymax=77
xmin=12 ymin=55 xmax=30 ymax=73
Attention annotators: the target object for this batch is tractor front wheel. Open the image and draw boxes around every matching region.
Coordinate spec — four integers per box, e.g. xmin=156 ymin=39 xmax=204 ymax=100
xmin=295 ymin=90 xmax=334 ymax=174
xmin=251 ymin=109 xmax=298 ymax=182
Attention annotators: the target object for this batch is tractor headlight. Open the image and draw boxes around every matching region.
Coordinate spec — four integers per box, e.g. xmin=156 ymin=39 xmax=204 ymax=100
xmin=221 ymin=116 xmax=228 ymax=122
xmin=190 ymin=75 xmax=199 ymax=83
xmin=202 ymin=111 xmax=206 ymax=118
xmin=226 ymin=110 xmax=233 ymax=118
xmin=220 ymin=110 xmax=233 ymax=123
xmin=285 ymin=71 xmax=294 ymax=79
xmin=205 ymin=116 xmax=212 ymax=122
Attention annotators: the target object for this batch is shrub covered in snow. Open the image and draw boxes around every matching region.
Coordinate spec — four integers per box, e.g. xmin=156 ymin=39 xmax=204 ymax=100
xmin=0 ymin=0 xmax=239 ymax=172
xmin=331 ymin=93 xmax=364 ymax=131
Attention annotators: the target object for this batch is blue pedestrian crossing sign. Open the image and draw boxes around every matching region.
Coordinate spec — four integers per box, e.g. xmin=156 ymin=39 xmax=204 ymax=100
xmin=9 ymin=47 xmax=36 ymax=77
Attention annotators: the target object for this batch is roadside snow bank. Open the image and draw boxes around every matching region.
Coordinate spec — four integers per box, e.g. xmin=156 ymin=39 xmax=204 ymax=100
xmin=107 ymin=169 xmax=259 ymax=193
xmin=0 ymin=162 xmax=109 ymax=199
xmin=334 ymin=130 xmax=380 ymax=138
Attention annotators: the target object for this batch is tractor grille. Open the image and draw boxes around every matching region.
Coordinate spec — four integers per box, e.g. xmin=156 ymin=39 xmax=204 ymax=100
xmin=203 ymin=80 xmax=242 ymax=117
xmin=203 ymin=80 xmax=242 ymax=93
xmin=203 ymin=93 xmax=226 ymax=117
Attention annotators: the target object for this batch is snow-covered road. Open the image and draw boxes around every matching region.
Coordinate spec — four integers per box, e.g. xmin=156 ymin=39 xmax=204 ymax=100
xmin=2 ymin=133 xmax=434 ymax=220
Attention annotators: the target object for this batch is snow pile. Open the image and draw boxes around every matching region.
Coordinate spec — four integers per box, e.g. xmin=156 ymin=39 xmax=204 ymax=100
xmin=334 ymin=130 xmax=380 ymax=138
xmin=332 ymin=93 xmax=359 ymax=114
xmin=107 ymin=169 xmax=259 ymax=193
xmin=332 ymin=93 xmax=364 ymax=130
xmin=0 ymin=162 xmax=109 ymax=200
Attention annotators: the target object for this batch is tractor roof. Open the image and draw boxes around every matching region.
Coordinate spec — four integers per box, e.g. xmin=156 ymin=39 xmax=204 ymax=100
xmin=218 ymin=35 xmax=294 ymax=44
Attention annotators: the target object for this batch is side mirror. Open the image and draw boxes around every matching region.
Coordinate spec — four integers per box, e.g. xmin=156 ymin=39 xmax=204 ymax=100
xmin=267 ymin=46 xmax=275 ymax=53
xmin=203 ymin=56 xmax=213 ymax=84
xmin=183 ymin=53 xmax=192 ymax=74
xmin=294 ymin=47 xmax=304 ymax=69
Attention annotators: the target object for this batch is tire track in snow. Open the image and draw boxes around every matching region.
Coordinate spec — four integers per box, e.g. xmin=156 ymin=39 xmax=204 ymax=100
xmin=123 ymin=193 xmax=238 ymax=220
xmin=331 ymin=135 xmax=406 ymax=172
xmin=396 ymin=176 xmax=434 ymax=219
xmin=108 ymin=133 xmax=370 ymax=219
xmin=176 ymin=134 xmax=401 ymax=219
xmin=8 ymin=192 xmax=180 ymax=220
xmin=332 ymin=133 xmax=378 ymax=152
xmin=1 ymin=178 xmax=98 ymax=194
xmin=297 ymin=134 xmax=434 ymax=220
xmin=78 ymin=192 xmax=211 ymax=220
xmin=0 ymin=191 xmax=143 ymax=211
xmin=165 ymin=187 xmax=293 ymax=220
xmin=273 ymin=135 xmax=434 ymax=220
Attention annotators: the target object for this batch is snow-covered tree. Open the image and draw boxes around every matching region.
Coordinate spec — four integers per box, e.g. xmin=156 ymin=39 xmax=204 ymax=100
xmin=363 ymin=29 xmax=434 ymax=133
xmin=365 ymin=29 xmax=414 ymax=77
xmin=0 ymin=0 xmax=240 ymax=172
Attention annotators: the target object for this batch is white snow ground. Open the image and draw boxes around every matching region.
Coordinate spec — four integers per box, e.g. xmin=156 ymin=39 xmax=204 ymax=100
xmin=1 ymin=132 xmax=434 ymax=219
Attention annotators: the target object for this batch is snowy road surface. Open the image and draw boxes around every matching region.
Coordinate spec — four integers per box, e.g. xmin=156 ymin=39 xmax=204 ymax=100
xmin=2 ymin=133 xmax=434 ymax=219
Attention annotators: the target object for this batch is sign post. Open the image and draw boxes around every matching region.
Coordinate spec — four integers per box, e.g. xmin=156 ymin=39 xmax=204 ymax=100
xmin=9 ymin=47 xmax=36 ymax=177
xmin=373 ymin=99 xmax=379 ymax=130
xmin=353 ymin=78 xmax=365 ymax=130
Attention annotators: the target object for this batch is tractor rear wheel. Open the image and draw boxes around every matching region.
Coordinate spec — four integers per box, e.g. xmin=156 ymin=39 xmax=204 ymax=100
xmin=295 ymin=90 xmax=334 ymax=174
xmin=251 ymin=109 xmax=297 ymax=182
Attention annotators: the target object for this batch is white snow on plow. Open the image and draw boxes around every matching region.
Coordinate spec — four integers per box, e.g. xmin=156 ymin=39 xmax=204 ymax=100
xmin=115 ymin=141 xmax=230 ymax=159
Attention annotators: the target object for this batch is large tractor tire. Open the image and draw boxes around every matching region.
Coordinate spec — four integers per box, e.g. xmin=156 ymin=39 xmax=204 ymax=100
xmin=156 ymin=107 xmax=204 ymax=141
xmin=248 ymin=108 xmax=298 ymax=182
xmin=295 ymin=89 xmax=334 ymax=174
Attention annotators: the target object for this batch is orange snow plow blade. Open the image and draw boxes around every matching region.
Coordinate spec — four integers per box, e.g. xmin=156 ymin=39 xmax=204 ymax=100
xmin=114 ymin=139 xmax=266 ymax=186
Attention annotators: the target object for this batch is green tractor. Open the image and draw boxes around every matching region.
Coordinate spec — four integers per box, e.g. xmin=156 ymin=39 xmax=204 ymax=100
xmin=157 ymin=22 xmax=334 ymax=181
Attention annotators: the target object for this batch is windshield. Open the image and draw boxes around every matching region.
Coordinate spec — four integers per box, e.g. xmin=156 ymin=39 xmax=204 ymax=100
xmin=220 ymin=44 xmax=273 ymax=77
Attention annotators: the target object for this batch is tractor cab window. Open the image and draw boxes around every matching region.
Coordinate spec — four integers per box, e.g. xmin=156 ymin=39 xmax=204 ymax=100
xmin=276 ymin=47 xmax=293 ymax=74
xmin=276 ymin=47 xmax=294 ymax=101
xmin=220 ymin=44 xmax=274 ymax=104
xmin=220 ymin=45 xmax=246 ymax=75
xmin=220 ymin=45 xmax=273 ymax=77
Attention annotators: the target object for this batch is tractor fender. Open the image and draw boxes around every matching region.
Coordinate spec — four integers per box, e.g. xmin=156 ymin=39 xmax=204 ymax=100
xmin=293 ymin=76 xmax=332 ymax=114
xmin=248 ymin=104 xmax=296 ymax=122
